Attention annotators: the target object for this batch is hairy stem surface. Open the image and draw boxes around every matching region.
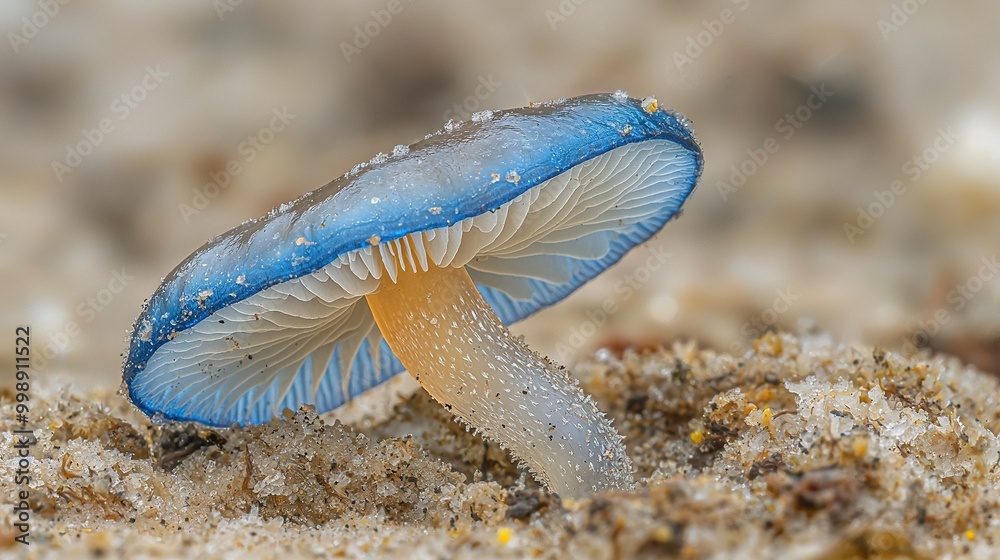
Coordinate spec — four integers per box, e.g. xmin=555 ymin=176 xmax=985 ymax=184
xmin=366 ymin=260 xmax=633 ymax=498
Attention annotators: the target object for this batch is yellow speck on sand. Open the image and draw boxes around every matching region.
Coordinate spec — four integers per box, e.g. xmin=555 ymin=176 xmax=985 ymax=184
xmin=761 ymin=408 xmax=772 ymax=428
xmin=651 ymin=526 xmax=671 ymax=543
xmin=852 ymin=437 xmax=869 ymax=458
xmin=965 ymin=530 xmax=976 ymax=541
xmin=497 ymin=527 xmax=512 ymax=545
xmin=690 ymin=430 xmax=704 ymax=444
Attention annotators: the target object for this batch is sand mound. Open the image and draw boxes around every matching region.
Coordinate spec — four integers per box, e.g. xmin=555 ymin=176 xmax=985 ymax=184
xmin=2 ymin=333 xmax=999 ymax=558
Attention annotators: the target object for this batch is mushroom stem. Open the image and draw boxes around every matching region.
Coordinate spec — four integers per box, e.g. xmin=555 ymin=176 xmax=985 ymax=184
xmin=366 ymin=258 xmax=634 ymax=498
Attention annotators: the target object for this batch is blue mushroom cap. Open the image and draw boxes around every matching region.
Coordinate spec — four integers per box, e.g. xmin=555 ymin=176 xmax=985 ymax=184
xmin=124 ymin=93 xmax=703 ymax=426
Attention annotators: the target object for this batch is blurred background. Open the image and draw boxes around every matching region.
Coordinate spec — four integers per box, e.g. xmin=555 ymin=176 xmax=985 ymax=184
xmin=2 ymin=0 xmax=998 ymax=391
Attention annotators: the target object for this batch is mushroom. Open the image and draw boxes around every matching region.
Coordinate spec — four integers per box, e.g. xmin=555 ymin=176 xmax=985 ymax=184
xmin=123 ymin=93 xmax=703 ymax=498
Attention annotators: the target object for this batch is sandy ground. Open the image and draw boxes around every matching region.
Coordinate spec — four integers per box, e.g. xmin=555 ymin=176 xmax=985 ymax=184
xmin=2 ymin=333 xmax=999 ymax=559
